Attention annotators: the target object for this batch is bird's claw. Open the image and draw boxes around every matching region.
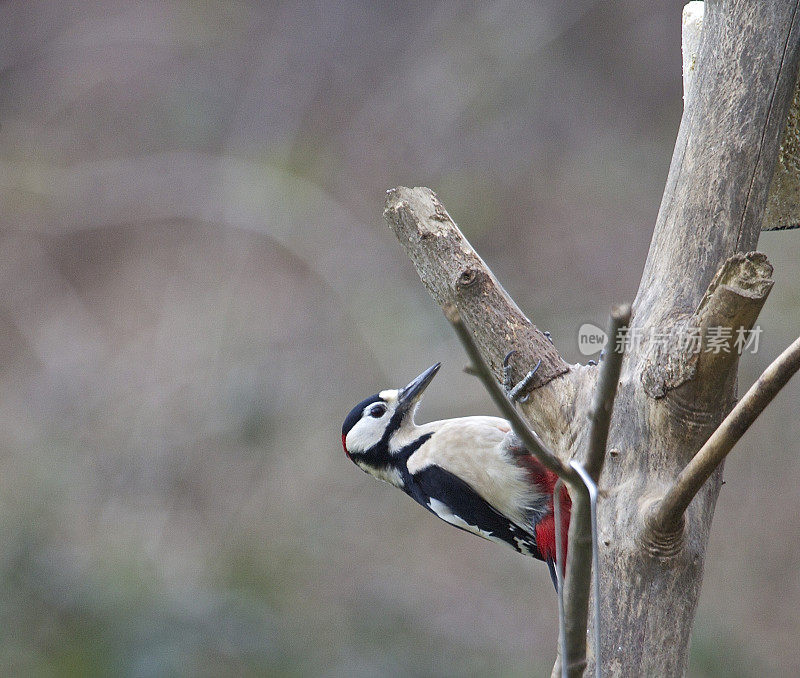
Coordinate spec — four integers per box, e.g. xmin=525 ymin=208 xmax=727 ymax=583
xmin=587 ymin=349 xmax=605 ymax=367
xmin=503 ymin=353 xmax=541 ymax=403
xmin=503 ymin=351 xmax=517 ymax=392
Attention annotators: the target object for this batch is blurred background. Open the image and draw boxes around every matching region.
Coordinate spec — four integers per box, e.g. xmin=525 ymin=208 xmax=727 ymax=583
xmin=1 ymin=1 xmax=798 ymax=676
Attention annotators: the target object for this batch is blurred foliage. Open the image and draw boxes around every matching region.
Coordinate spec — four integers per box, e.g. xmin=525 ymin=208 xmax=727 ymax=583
xmin=0 ymin=1 xmax=798 ymax=676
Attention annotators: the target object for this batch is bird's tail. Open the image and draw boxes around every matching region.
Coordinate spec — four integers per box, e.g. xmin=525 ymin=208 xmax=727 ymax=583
xmin=762 ymin=222 xmax=800 ymax=231
xmin=547 ymin=558 xmax=559 ymax=591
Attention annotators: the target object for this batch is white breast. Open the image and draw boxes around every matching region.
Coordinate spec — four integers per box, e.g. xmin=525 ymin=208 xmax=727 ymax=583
xmin=405 ymin=416 xmax=543 ymax=527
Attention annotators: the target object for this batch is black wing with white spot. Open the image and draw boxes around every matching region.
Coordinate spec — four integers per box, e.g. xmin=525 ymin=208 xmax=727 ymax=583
xmin=407 ymin=464 xmax=544 ymax=561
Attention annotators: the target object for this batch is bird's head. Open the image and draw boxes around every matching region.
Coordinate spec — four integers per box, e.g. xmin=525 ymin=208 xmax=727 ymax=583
xmin=341 ymin=363 xmax=440 ymax=480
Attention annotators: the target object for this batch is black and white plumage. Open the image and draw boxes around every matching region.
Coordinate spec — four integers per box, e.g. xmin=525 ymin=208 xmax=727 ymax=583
xmin=341 ymin=363 xmax=570 ymax=588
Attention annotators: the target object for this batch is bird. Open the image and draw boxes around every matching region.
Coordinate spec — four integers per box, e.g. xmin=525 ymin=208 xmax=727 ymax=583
xmin=341 ymin=362 xmax=570 ymax=588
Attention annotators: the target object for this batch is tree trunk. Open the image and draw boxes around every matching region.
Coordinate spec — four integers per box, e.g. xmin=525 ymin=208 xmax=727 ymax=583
xmin=384 ymin=2 xmax=800 ymax=675
xmin=601 ymin=2 xmax=799 ymax=673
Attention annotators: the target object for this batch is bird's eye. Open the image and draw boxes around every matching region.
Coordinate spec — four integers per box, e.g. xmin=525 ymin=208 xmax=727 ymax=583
xmin=369 ymin=404 xmax=386 ymax=418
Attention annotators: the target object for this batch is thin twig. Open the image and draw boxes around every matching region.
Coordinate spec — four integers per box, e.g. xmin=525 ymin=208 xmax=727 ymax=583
xmin=585 ymin=304 xmax=631 ymax=481
xmin=561 ymin=307 xmax=629 ymax=678
xmin=447 ymin=301 xmax=630 ymax=678
xmin=561 ymin=484 xmax=590 ymax=678
xmin=443 ymin=303 xmax=577 ymax=482
xmin=651 ymin=335 xmax=800 ymax=531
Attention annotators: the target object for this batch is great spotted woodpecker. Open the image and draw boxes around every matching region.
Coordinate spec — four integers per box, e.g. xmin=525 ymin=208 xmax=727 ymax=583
xmin=341 ymin=362 xmax=570 ymax=588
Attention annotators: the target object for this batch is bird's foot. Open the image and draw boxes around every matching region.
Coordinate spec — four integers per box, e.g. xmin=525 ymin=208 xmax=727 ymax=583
xmin=503 ymin=351 xmax=542 ymax=403
xmin=587 ymin=349 xmax=605 ymax=366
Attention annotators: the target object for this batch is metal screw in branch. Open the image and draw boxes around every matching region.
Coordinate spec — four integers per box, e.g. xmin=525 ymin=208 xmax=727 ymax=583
xmin=554 ymin=461 xmax=602 ymax=678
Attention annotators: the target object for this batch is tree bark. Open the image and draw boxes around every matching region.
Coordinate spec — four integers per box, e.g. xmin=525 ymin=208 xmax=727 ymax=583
xmin=605 ymin=3 xmax=799 ymax=674
xmin=384 ymin=1 xmax=800 ymax=676
xmin=384 ymin=188 xmax=587 ymax=455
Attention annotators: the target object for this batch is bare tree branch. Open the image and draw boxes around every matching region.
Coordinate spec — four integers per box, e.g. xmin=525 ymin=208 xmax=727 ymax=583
xmin=633 ymin=2 xmax=800 ymax=336
xmin=390 ymin=189 xmax=605 ymax=676
xmin=594 ymin=4 xmax=800 ymax=672
xmin=384 ymin=187 xmax=566 ymax=384
xmin=384 ymin=187 xmax=577 ymax=445
xmin=558 ymin=305 xmax=630 ymax=678
xmin=443 ymin=304 xmax=577 ymax=482
xmin=558 ymin=484 xmax=590 ymax=678
xmin=648 ymin=334 xmax=800 ymax=534
xmin=447 ymin=301 xmax=624 ymax=678
xmin=585 ymin=305 xmax=631 ymax=481
xmin=682 ymin=0 xmax=800 ymax=232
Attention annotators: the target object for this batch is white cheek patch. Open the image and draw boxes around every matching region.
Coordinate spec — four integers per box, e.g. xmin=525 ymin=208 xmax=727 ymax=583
xmin=346 ymin=416 xmax=383 ymax=452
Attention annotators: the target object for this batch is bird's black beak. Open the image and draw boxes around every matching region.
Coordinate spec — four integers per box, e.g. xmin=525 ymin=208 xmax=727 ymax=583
xmin=397 ymin=362 xmax=441 ymax=412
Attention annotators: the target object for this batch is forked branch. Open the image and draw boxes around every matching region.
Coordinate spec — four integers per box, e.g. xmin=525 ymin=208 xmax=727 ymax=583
xmin=448 ymin=302 xmax=629 ymax=678
xmin=649 ymin=335 xmax=800 ymax=534
xmin=450 ymin=302 xmax=629 ymax=678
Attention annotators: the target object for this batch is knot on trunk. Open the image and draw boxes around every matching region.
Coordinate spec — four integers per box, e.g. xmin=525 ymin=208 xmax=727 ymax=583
xmin=639 ymin=502 xmax=685 ymax=558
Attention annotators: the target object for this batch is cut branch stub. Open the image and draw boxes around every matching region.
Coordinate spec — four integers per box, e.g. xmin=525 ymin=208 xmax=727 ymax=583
xmin=384 ymin=186 xmax=568 ymax=392
xmin=688 ymin=251 xmax=773 ymax=400
xmin=641 ymin=251 xmax=774 ymax=400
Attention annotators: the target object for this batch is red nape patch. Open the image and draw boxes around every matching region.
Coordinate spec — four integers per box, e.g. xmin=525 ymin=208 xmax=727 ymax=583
xmin=342 ymin=434 xmax=351 ymax=459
